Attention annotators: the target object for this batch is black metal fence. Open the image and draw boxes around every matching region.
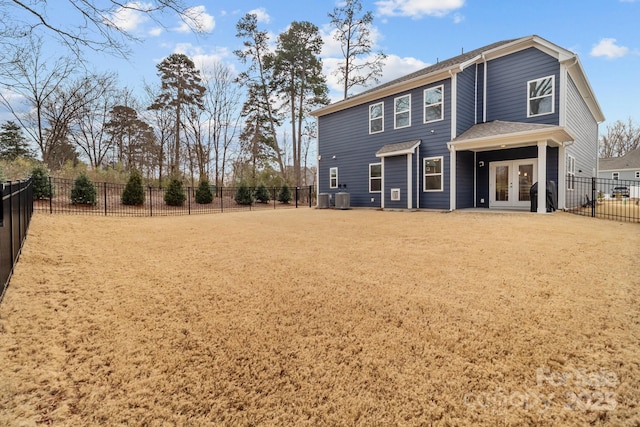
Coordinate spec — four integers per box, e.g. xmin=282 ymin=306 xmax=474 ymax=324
xmin=566 ymin=176 xmax=640 ymax=223
xmin=0 ymin=178 xmax=34 ymax=302
xmin=34 ymin=177 xmax=316 ymax=216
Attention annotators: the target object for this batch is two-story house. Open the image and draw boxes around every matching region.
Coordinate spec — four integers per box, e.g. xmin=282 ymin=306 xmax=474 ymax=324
xmin=311 ymin=35 xmax=604 ymax=213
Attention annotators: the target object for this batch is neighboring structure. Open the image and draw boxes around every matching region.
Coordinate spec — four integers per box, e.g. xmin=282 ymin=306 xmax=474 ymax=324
xmin=598 ymin=148 xmax=640 ymax=181
xmin=311 ymin=35 xmax=604 ymax=212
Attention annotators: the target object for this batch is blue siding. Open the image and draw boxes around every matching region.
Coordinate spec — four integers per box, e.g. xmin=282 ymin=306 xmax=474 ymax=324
xmin=318 ymin=78 xmax=452 ymax=208
xmin=456 ymin=150 xmax=475 ymax=208
xmin=486 ymin=48 xmax=560 ymax=125
xmin=384 ymin=156 xmax=407 ymax=208
xmin=457 ymin=65 xmax=477 ymax=136
xmin=476 ymin=62 xmax=485 ymax=123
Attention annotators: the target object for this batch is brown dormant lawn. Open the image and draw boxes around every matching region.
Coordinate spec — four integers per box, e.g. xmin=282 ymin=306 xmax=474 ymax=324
xmin=1 ymin=209 xmax=638 ymax=426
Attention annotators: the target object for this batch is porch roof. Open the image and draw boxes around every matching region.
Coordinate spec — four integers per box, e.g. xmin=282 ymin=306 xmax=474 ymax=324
xmin=375 ymin=139 xmax=421 ymax=157
xmin=449 ymin=120 xmax=575 ymax=151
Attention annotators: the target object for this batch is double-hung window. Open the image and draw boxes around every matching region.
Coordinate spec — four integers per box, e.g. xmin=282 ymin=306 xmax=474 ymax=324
xmin=369 ymin=163 xmax=381 ymax=192
xmin=527 ymin=75 xmax=555 ymax=117
xmin=424 ymin=85 xmax=443 ymax=123
xmin=394 ymin=94 xmax=411 ymax=129
xmin=423 ymin=157 xmax=443 ymax=191
xmin=567 ymin=155 xmax=575 ymax=191
xmin=369 ymin=102 xmax=384 ymax=134
xmin=329 ymin=167 xmax=338 ymax=188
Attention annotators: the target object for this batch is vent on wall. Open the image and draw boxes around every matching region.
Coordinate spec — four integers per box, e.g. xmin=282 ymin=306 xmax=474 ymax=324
xmin=390 ymin=188 xmax=401 ymax=201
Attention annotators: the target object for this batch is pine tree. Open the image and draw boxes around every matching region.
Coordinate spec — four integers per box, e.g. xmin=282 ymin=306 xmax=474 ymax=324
xmin=254 ymin=183 xmax=270 ymax=203
xmin=0 ymin=121 xmax=33 ymax=160
xmin=164 ymin=177 xmax=186 ymax=206
xmin=195 ymin=180 xmax=214 ymax=204
xmin=70 ymin=173 xmax=97 ymax=205
xmin=278 ymin=184 xmax=292 ymax=204
xmin=235 ymin=182 xmax=254 ymax=205
xmin=31 ymin=165 xmax=53 ymax=199
xmin=122 ymin=169 xmax=145 ymax=206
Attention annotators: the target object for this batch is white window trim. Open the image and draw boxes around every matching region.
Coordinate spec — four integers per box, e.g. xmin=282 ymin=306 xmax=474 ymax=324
xmin=369 ymin=163 xmax=382 ymax=193
xmin=527 ymin=75 xmax=555 ymax=118
xmin=424 ymin=85 xmax=444 ymax=123
xmin=329 ymin=167 xmax=338 ymax=189
xmin=394 ymin=94 xmax=411 ymax=129
xmin=567 ymin=154 xmax=575 ymax=191
xmin=423 ymin=156 xmax=444 ymax=192
xmin=612 ymin=172 xmax=619 ymax=180
xmin=369 ymin=102 xmax=384 ymax=134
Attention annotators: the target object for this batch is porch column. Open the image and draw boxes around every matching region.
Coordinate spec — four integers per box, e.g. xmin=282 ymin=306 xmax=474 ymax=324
xmin=449 ymin=145 xmax=457 ymax=211
xmin=407 ymin=153 xmax=413 ymax=209
xmin=381 ymin=157 xmax=385 ymax=209
xmin=537 ymin=140 xmax=547 ymax=213
xmin=558 ymin=144 xmax=566 ymax=210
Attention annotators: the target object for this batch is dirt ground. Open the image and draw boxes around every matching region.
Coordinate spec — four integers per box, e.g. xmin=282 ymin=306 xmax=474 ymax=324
xmin=0 ymin=209 xmax=638 ymax=426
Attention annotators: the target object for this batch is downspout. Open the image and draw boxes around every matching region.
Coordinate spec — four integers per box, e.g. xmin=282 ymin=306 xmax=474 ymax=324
xmin=416 ymin=144 xmax=420 ymax=209
xmin=482 ymin=53 xmax=487 ymax=123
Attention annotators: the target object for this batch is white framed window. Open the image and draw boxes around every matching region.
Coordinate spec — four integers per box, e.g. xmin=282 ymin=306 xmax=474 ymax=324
xmin=369 ymin=163 xmax=381 ymax=193
xmin=424 ymin=85 xmax=443 ymax=123
xmin=527 ymin=75 xmax=555 ymax=117
xmin=635 ymin=171 xmax=640 ymax=179
xmin=369 ymin=102 xmax=384 ymax=134
xmin=329 ymin=167 xmax=338 ymax=188
xmin=423 ymin=156 xmax=443 ymax=192
xmin=394 ymin=94 xmax=411 ymax=129
xmin=612 ymin=172 xmax=619 ymax=180
xmin=567 ymin=155 xmax=575 ymax=191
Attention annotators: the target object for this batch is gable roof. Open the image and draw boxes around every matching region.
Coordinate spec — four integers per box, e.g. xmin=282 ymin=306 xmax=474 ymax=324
xmin=312 ymin=35 xmax=604 ymax=123
xmin=599 ymin=148 xmax=640 ymax=171
xmin=375 ymin=140 xmax=421 ymax=157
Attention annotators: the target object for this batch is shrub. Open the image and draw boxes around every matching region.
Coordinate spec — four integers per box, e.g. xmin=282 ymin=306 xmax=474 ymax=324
xmin=122 ymin=169 xmax=145 ymax=206
xmin=164 ymin=177 xmax=186 ymax=206
xmin=254 ymin=184 xmax=270 ymax=204
xmin=235 ymin=182 xmax=254 ymax=205
xmin=195 ymin=180 xmax=214 ymax=204
xmin=278 ymin=184 xmax=292 ymax=204
xmin=70 ymin=173 xmax=97 ymax=205
xmin=31 ymin=165 xmax=53 ymax=199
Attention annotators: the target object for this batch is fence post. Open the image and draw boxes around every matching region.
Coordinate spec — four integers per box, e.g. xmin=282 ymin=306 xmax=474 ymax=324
xmin=48 ymin=176 xmax=53 ymax=214
xmin=103 ymin=182 xmax=108 ymax=216
xmin=295 ymin=187 xmax=299 ymax=208
xmin=220 ymin=187 xmax=224 ymax=212
xmin=309 ymin=185 xmax=312 ymax=208
xmin=188 ymin=186 xmax=191 ymax=215
xmin=149 ymin=186 xmax=153 ymax=217
xmin=273 ymin=188 xmax=276 ymax=209
xmin=591 ymin=177 xmax=596 ymax=218
xmin=8 ymin=181 xmax=13 ymax=264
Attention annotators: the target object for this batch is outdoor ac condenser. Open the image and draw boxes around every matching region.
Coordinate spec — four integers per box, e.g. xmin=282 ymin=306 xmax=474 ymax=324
xmin=335 ymin=192 xmax=350 ymax=210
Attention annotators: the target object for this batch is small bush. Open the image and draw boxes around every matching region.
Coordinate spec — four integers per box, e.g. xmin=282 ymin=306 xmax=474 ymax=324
xmin=195 ymin=180 xmax=214 ymax=204
xmin=70 ymin=173 xmax=97 ymax=205
xmin=278 ymin=184 xmax=292 ymax=204
xmin=164 ymin=177 xmax=186 ymax=206
xmin=31 ymin=165 xmax=53 ymax=199
xmin=254 ymin=184 xmax=270 ymax=204
xmin=122 ymin=169 xmax=145 ymax=206
xmin=235 ymin=182 xmax=254 ymax=205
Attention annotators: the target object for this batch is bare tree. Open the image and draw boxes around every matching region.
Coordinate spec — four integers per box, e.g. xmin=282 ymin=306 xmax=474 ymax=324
xmin=2 ymin=1 xmax=201 ymax=60
xmin=599 ymin=117 xmax=640 ymax=158
xmin=328 ymin=0 xmax=387 ymax=99
xmin=143 ymin=83 xmax=174 ymax=183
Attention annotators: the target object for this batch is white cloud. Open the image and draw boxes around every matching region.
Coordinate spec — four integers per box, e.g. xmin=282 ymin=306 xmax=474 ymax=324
xmin=248 ymin=7 xmax=271 ymax=24
xmin=453 ymin=13 xmax=465 ymax=24
xmin=590 ymin=38 xmax=629 ymax=59
xmin=169 ymin=43 xmax=235 ymax=77
xmin=176 ymin=5 xmax=215 ymax=33
xmin=110 ymin=1 xmax=151 ymax=32
xmin=148 ymin=27 xmax=163 ymax=37
xmin=376 ymin=0 xmax=465 ymax=18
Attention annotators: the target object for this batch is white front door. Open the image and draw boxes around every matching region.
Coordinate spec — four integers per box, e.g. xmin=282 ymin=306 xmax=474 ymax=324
xmin=489 ymin=159 xmax=538 ymax=209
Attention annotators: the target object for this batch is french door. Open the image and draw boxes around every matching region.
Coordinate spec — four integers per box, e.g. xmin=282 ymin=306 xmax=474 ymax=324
xmin=489 ymin=159 xmax=537 ymax=208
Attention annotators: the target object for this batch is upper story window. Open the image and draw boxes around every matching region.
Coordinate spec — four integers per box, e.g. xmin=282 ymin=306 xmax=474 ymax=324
xmin=424 ymin=85 xmax=443 ymax=123
xmin=423 ymin=156 xmax=443 ymax=192
xmin=394 ymin=94 xmax=411 ymax=129
xmin=527 ymin=75 xmax=555 ymax=117
xmin=369 ymin=102 xmax=384 ymax=134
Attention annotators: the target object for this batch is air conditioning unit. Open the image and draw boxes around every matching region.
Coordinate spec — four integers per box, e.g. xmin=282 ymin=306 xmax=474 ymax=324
xmin=335 ymin=192 xmax=350 ymax=210
xmin=317 ymin=193 xmax=330 ymax=209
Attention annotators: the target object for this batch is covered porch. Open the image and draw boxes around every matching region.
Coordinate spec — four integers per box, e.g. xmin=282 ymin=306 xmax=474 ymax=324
xmin=448 ymin=121 xmax=575 ymax=213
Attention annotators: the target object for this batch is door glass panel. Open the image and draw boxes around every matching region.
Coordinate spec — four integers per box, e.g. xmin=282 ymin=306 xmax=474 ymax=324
xmin=518 ymin=164 xmax=534 ymax=201
xmin=495 ymin=165 xmax=509 ymax=201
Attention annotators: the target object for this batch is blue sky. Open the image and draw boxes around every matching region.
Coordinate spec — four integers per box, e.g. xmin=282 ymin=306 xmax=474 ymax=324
xmin=10 ymin=0 xmax=640 ymax=131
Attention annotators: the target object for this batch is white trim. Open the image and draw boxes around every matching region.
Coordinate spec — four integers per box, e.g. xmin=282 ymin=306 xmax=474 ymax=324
xmin=390 ymin=188 xmax=401 ymax=201
xmin=369 ymin=102 xmax=384 ymax=134
xmin=636 ymin=171 xmax=640 ymax=179
xmin=537 ymin=141 xmax=547 ymax=213
xmin=558 ymin=144 xmax=566 ymax=210
xmin=612 ymin=172 xmax=619 ymax=180
xmin=394 ymin=94 xmax=411 ymax=129
xmin=381 ymin=159 xmax=385 ymax=209
xmin=449 ymin=147 xmax=456 ymax=211
xmin=566 ymin=154 xmax=575 ymax=191
xmin=375 ymin=140 xmax=421 ymax=158
xmin=450 ymin=71 xmax=457 ymax=139
xmin=449 ymin=126 xmax=575 ymax=151
xmin=483 ymin=55 xmax=488 ymax=123
xmin=407 ymin=153 xmax=413 ymax=209
xmin=489 ymin=159 xmax=538 ymax=209
xmin=424 ymin=85 xmax=444 ymax=123
xmin=527 ymin=75 xmax=555 ymax=118
xmin=559 ymin=63 xmax=567 ymax=126
xmin=329 ymin=167 xmax=338 ymax=189
xmin=423 ymin=156 xmax=444 ymax=192
xmin=369 ymin=163 xmax=381 ymax=193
